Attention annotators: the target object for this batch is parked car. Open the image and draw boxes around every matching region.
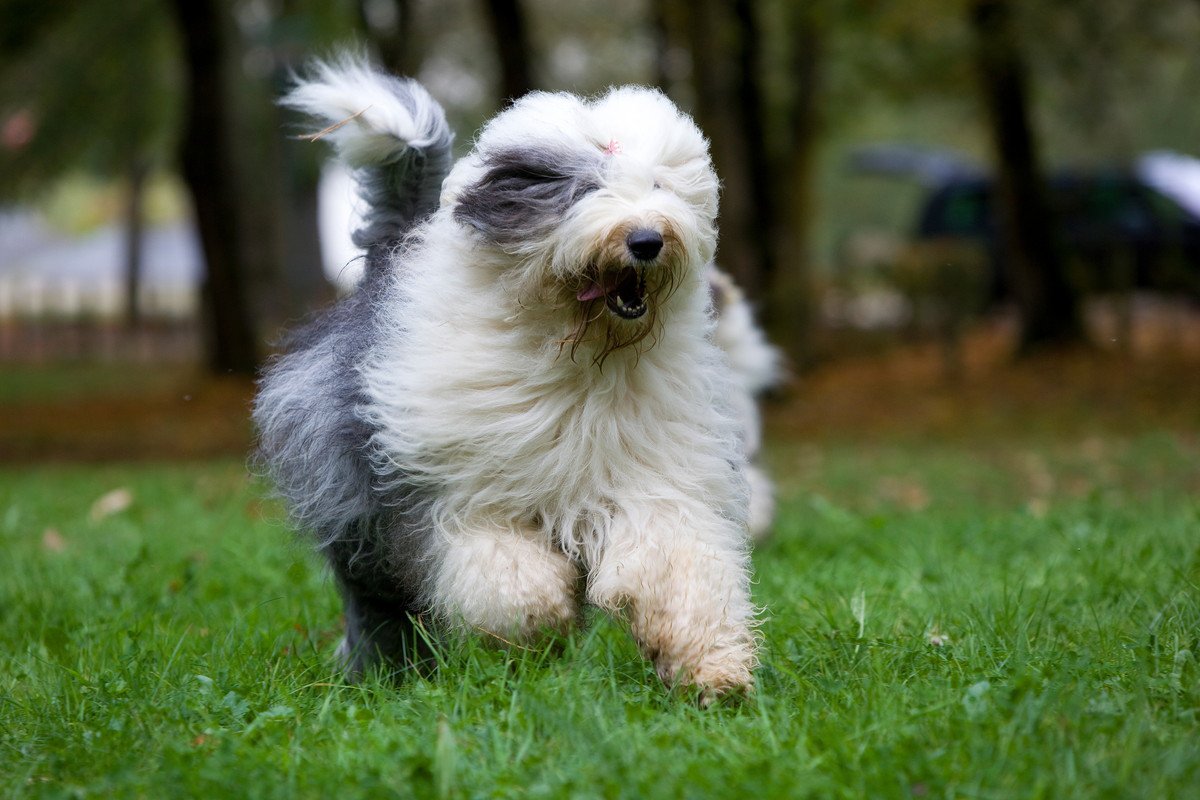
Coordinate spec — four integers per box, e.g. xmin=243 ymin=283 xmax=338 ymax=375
xmin=914 ymin=170 xmax=1200 ymax=299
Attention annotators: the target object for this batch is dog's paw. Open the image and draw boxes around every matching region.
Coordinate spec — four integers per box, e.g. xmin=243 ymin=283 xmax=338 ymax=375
xmin=696 ymin=681 xmax=753 ymax=709
xmin=487 ymin=575 xmax=579 ymax=643
xmin=654 ymin=642 xmax=756 ymax=706
xmin=435 ymin=529 xmax=580 ymax=643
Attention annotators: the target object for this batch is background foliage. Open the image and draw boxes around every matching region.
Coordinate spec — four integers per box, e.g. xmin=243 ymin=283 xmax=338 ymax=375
xmin=4 ymin=0 xmax=1200 ymax=367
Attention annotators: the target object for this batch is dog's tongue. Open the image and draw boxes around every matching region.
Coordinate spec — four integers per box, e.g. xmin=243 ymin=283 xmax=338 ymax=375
xmin=578 ymin=267 xmax=643 ymax=303
xmin=577 ymin=282 xmax=608 ymax=302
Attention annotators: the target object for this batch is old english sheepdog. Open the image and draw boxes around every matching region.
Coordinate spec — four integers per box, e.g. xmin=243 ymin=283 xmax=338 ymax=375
xmin=255 ymin=57 xmax=769 ymax=699
xmin=707 ymin=266 xmax=783 ymax=541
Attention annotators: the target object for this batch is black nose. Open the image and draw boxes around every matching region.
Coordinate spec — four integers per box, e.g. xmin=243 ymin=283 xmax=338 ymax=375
xmin=626 ymin=229 xmax=664 ymax=261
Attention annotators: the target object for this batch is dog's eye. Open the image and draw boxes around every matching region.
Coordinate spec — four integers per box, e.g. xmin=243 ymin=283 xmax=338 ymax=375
xmin=479 ymin=164 xmax=599 ymax=204
xmin=454 ymin=149 xmax=601 ymax=243
xmin=489 ymin=164 xmax=573 ymax=189
xmin=653 ymin=181 xmax=662 ymax=190
xmin=476 ymin=152 xmax=600 ymax=197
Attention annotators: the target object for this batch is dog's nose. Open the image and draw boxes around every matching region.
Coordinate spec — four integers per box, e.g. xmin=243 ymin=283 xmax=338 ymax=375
xmin=626 ymin=229 xmax=664 ymax=261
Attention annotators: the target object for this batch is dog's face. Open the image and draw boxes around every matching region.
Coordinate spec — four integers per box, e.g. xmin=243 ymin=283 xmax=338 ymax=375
xmin=447 ymin=87 xmax=719 ymax=357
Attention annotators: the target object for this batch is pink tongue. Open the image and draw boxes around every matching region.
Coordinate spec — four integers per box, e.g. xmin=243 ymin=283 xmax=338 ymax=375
xmin=577 ymin=282 xmax=607 ymax=302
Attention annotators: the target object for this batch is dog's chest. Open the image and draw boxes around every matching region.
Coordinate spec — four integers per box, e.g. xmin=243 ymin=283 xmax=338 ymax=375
xmin=501 ymin=381 xmax=651 ymax=488
xmin=445 ymin=357 xmax=682 ymax=506
xmin=365 ymin=312 xmax=733 ymax=527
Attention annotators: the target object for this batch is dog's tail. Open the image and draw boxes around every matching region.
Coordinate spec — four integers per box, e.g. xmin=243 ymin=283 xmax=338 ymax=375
xmin=282 ymin=55 xmax=454 ymax=263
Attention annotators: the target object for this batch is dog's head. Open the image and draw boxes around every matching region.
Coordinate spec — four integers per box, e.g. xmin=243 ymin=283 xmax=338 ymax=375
xmin=445 ymin=87 xmax=719 ymax=359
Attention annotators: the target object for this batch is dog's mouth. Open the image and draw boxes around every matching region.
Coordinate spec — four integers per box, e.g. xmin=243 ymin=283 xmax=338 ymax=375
xmin=577 ymin=266 xmax=648 ymax=320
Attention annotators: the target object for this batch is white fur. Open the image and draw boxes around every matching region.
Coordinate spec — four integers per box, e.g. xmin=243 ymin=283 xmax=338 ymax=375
xmin=431 ymin=523 xmax=579 ymax=640
xmin=708 ymin=267 xmax=784 ymax=399
xmin=282 ymin=55 xmax=448 ymax=166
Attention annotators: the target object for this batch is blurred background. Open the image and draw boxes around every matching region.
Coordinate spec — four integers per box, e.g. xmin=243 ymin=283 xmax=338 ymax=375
xmin=1 ymin=0 xmax=1199 ymax=461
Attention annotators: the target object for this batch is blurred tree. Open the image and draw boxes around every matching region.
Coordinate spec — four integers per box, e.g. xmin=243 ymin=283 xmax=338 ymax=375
xmin=233 ymin=0 xmax=357 ymax=332
xmin=0 ymin=0 xmax=180 ymax=328
xmin=970 ymin=0 xmax=1082 ymax=351
xmin=1 ymin=0 xmax=358 ymax=373
xmin=764 ymin=1 xmax=823 ymax=364
xmin=1024 ymin=0 xmax=1200 ymax=161
xmin=360 ymin=0 xmax=421 ymax=76
xmin=8 ymin=0 xmax=1195 ymax=370
xmin=169 ymin=0 xmax=259 ymax=374
xmin=482 ymin=0 xmax=535 ymax=103
xmin=168 ymin=0 xmax=361 ymax=373
xmin=660 ymin=0 xmax=758 ymax=293
xmin=814 ymin=0 xmax=1099 ymax=352
xmin=654 ymin=0 xmax=824 ymax=363
xmin=123 ymin=158 xmax=150 ymax=328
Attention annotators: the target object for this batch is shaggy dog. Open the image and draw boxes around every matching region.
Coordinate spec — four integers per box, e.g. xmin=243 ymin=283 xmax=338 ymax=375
xmin=707 ymin=266 xmax=783 ymax=541
xmin=255 ymin=57 xmax=760 ymax=700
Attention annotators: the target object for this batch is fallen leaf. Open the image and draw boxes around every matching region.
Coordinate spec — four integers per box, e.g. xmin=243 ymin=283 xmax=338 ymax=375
xmin=41 ymin=528 xmax=66 ymax=553
xmin=926 ymin=624 xmax=950 ymax=647
xmin=90 ymin=488 xmax=134 ymax=522
xmin=877 ymin=476 xmax=931 ymax=511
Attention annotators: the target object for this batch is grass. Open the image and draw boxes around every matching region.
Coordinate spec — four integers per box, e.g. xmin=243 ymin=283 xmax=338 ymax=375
xmin=1 ymin=350 xmax=1198 ymax=798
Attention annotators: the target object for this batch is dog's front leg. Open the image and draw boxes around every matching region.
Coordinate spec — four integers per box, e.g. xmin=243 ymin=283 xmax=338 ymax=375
xmin=587 ymin=503 xmax=757 ymax=701
xmin=429 ymin=521 xmax=580 ymax=643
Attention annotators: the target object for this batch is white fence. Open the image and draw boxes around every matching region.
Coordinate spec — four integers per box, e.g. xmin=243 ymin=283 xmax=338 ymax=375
xmin=0 ymin=212 xmax=202 ymax=362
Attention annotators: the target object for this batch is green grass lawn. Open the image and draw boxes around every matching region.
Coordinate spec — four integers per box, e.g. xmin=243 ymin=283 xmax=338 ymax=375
xmin=1 ymin=430 xmax=1198 ymax=797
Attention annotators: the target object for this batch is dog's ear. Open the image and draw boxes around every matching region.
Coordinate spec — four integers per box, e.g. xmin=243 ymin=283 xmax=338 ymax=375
xmin=453 ymin=147 xmax=600 ymax=245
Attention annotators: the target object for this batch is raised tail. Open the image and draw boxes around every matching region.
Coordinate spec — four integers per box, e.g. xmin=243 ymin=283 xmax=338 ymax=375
xmin=283 ymin=55 xmax=454 ymax=260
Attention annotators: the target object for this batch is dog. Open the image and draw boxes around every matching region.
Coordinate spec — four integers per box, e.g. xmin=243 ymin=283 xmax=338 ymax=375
xmin=254 ymin=56 xmax=758 ymax=700
xmin=707 ymin=266 xmax=783 ymax=541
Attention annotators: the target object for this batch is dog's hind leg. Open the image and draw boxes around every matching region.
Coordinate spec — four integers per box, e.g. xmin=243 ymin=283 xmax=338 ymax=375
xmin=336 ymin=583 xmax=432 ymax=680
xmin=323 ymin=533 xmax=433 ymax=680
xmin=429 ymin=522 xmax=581 ymax=643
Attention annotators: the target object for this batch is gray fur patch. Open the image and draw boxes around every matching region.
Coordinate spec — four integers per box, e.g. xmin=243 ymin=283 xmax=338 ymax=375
xmin=253 ymin=270 xmax=380 ymax=544
xmin=253 ymin=252 xmax=439 ymax=672
xmin=453 ymin=146 xmax=601 ymax=244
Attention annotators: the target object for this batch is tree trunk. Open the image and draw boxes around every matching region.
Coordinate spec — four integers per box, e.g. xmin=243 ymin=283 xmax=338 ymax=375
xmin=970 ymin=0 xmax=1083 ymax=352
xmin=169 ymin=0 xmax=259 ymax=374
xmin=268 ymin=10 xmax=336 ymax=318
xmin=360 ymin=0 xmax=419 ymax=77
xmin=481 ymin=0 xmax=534 ymax=103
xmin=658 ymin=0 xmax=820 ymax=363
xmin=280 ymin=129 xmax=334 ymax=310
xmin=764 ymin=4 xmax=822 ymax=366
xmin=730 ymin=0 xmax=774 ymax=303
xmin=122 ymin=158 xmax=149 ymax=329
xmin=680 ymin=0 xmax=758 ymax=297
